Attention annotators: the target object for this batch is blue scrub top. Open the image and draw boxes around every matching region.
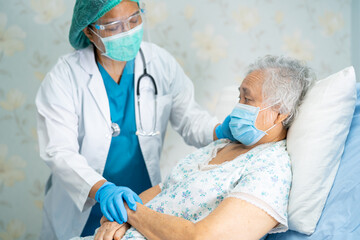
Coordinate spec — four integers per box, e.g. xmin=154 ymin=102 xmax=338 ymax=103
xmin=81 ymin=60 xmax=152 ymax=237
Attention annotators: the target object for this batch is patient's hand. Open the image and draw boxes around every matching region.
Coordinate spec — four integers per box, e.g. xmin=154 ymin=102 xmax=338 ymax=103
xmin=94 ymin=216 xmax=130 ymax=240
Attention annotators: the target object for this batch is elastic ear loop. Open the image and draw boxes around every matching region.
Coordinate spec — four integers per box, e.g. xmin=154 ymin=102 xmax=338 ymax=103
xmin=263 ymin=123 xmax=278 ymax=135
xmin=259 ymin=104 xmax=275 ymax=112
xmin=259 ymin=104 xmax=278 ymax=135
xmin=88 ymin=27 xmax=107 ymax=55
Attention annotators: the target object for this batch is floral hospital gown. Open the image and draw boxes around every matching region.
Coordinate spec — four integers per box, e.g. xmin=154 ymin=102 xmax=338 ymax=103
xmin=76 ymin=139 xmax=292 ymax=240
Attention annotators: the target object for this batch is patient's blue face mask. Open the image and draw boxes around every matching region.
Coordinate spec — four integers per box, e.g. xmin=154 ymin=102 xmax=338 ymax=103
xmin=229 ymin=103 xmax=277 ymax=146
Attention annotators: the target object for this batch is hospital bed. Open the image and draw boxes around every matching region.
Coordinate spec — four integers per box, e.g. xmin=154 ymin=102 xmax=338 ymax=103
xmin=263 ymin=82 xmax=360 ymax=239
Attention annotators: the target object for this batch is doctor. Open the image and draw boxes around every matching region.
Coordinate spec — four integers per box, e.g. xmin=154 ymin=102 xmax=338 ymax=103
xmin=35 ymin=0 xmax=233 ymax=239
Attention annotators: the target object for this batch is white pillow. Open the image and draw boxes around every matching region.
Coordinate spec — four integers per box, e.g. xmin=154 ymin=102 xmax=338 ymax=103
xmin=286 ymin=66 xmax=357 ymax=234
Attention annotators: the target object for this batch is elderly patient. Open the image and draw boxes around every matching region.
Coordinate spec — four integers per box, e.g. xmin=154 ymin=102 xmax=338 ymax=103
xmin=75 ymin=55 xmax=314 ymax=240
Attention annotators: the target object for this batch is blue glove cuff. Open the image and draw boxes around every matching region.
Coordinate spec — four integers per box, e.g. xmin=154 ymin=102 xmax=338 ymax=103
xmin=215 ymin=124 xmax=224 ymax=139
xmin=95 ymin=181 xmax=114 ymax=202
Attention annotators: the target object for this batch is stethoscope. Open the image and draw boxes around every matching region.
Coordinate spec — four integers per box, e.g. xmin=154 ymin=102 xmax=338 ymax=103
xmin=111 ymin=48 xmax=160 ymax=137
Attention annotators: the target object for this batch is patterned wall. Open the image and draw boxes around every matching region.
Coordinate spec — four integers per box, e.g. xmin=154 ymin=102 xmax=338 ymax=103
xmin=0 ymin=0 xmax=351 ymax=239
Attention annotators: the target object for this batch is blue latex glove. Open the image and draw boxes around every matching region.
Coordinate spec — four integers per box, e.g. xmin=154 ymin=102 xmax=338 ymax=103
xmin=95 ymin=182 xmax=143 ymax=223
xmin=215 ymin=115 xmax=237 ymax=141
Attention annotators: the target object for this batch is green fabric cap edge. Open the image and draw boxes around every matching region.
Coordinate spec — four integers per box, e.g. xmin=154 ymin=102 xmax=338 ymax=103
xmin=94 ymin=0 xmax=122 ymax=23
xmin=69 ymin=0 xmax=140 ymax=50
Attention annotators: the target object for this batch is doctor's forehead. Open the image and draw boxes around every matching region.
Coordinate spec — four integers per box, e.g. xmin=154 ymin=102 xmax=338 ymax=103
xmin=100 ymin=0 xmax=139 ymax=21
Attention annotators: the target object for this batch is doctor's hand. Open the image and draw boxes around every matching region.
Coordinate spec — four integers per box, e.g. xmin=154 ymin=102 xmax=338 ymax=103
xmin=215 ymin=115 xmax=237 ymax=141
xmin=94 ymin=216 xmax=130 ymax=240
xmin=95 ymin=182 xmax=143 ymax=224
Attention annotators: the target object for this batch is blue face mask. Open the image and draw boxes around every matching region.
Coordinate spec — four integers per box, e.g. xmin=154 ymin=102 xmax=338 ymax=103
xmin=229 ymin=103 xmax=277 ymax=146
xmin=90 ymin=23 xmax=143 ymax=62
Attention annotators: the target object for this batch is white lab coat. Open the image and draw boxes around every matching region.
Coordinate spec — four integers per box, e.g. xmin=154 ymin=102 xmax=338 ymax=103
xmin=35 ymin=42 xmax=218 ymax=240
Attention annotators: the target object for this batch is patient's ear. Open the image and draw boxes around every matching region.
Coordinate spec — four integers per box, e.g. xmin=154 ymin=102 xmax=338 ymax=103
xmin=274 ymin=112 xmax=289 ymax=125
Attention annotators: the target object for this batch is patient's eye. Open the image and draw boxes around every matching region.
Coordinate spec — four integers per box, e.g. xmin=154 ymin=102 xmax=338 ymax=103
xmin=244 ymin=97 xmax=252 ymax=103
xmin=239 ymin=96 xmax=252 ymax=104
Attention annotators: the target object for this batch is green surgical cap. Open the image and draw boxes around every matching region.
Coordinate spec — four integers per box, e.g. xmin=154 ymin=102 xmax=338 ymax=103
xmin=69 ymin=0 xmax=139 ymax=50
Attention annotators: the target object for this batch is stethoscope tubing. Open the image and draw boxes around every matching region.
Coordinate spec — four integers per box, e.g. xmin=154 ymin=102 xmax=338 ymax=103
xmin=112 ymin=48 xmax=159 ymax=137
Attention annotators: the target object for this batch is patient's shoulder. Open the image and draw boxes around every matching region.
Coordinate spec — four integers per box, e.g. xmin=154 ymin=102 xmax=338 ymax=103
xmin=257 ymin=140 xmax=289 ymax=161
xmin=250 ymin=140 xmax=291 ymax=173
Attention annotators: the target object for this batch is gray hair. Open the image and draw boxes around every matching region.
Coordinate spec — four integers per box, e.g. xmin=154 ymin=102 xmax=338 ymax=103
xmin=247 ymin=55 xmax=315 ymax=128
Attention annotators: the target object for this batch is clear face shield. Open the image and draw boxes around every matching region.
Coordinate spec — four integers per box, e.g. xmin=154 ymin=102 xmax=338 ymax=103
xmin=88 ymin=0 xmax=152 ymax=65
xmin=93 ymin=10 xmax=143 ymax=33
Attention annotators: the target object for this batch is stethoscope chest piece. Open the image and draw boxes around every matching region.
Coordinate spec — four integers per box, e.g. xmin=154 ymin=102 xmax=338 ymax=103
xmin=111 ymin=122 xmax=120 ymax=137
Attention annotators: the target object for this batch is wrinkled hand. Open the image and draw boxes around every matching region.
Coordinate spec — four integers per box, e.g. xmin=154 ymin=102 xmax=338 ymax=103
xmin=94 ymin=216 xmax=130 ymax=240
xmin=95 ymin=182 xmax=143 ymax=224
xmin=215 ymin=115 xmax=236 ymax=141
